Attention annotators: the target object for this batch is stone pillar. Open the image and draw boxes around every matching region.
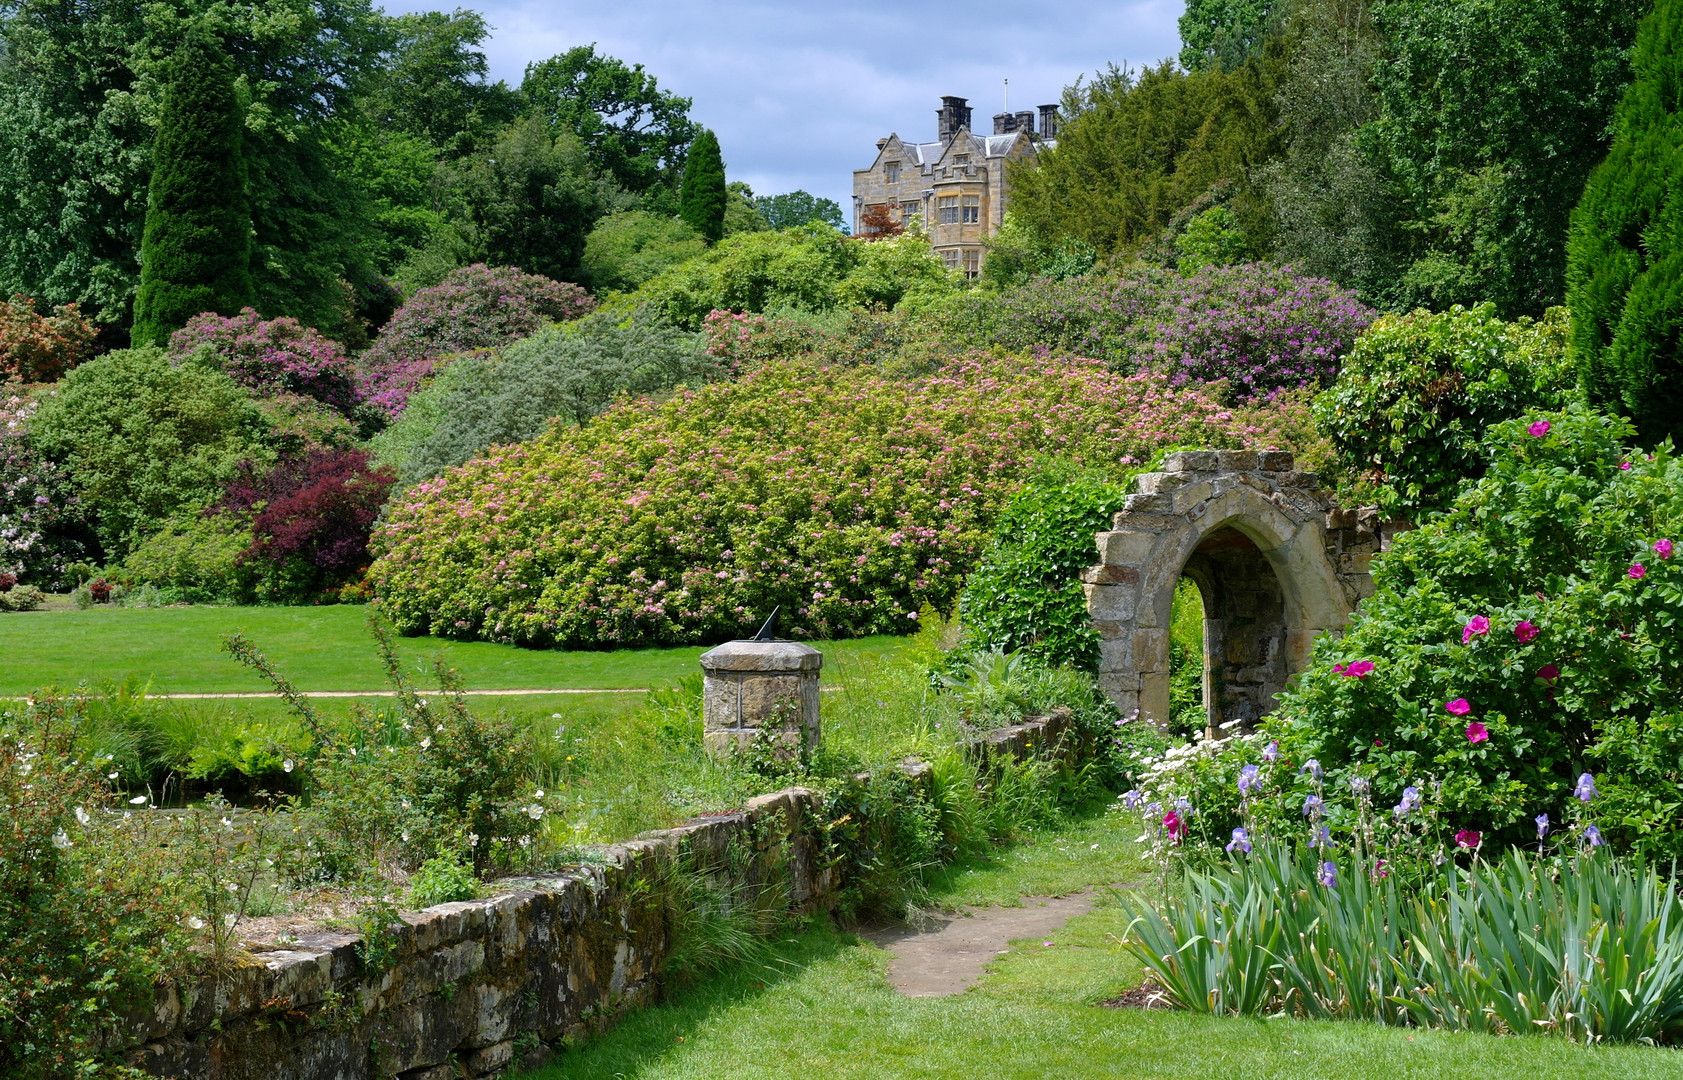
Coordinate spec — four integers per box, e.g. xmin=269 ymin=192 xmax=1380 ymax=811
xmin=699 ymin=641 xmax=821 ymax=758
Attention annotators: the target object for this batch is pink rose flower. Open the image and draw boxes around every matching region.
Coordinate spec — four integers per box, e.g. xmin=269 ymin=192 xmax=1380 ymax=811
xmin=1656 ymin=539 xmax=1674 ymax=559
xmin=1347 ymin=659 xmax=1375 ymax=678
xmin=1465 ymin=721 xmax=1489 ymax=744
xmin=1528 ymin=420 xmax=1551 ymax=437
xmin=1537 ymin=664 xmax=1560 ymax=682
xmin=1454 ymin=829 xmax=1481 ymax=849
xmin=1630 ymin=563 xmax=1647 ymax=580
xmin=1445 ymin=698 xmax=1471 ymax=716
xmin=1514 ymin=620 xmax=1538 ymax=643
xmin=1620 ymin=461 xmax=1632 ymax=470
xmin=1462 ymin=615 xmax=1490 ymax=644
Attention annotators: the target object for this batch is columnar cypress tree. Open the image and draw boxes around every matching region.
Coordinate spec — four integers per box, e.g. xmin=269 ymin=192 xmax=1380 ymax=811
xmin=131 ymin=32 xmax=254 ymax=347
xmin=678 ymin=128 xmax=727 ymax=243
xmin=1566 ymin=0 xmax=1683 ymax=445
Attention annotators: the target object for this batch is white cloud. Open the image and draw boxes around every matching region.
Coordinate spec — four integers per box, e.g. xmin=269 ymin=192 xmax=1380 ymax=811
xmin=380 ymin=0 xmax=1185 ymax=209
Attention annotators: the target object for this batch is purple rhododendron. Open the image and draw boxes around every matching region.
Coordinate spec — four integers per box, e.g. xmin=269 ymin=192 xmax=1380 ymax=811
xmin=169 ymin=309 xmax=360 ymax=417
xmin=358 ymin=265 xmax=593 ymax=417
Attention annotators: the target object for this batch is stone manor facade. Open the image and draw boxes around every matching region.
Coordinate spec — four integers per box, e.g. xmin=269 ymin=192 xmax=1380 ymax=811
xmin=853 ymin=95 xmax=1055 ymax=277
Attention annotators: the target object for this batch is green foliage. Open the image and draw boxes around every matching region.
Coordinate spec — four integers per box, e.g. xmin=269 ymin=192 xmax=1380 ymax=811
xmin=582 ymin=211 xmax=706 ymax=293
xmin=1175 ymin=206 xmax=1247 ymax=273
xmin=1121 ymin=844 xmax=1683 ymax=1043
xmin=356 ymin=10 xmax=517 ymax=157
xmin=1314 ymin=304 xmax=1576 ymax=515
xmin=1567 ymin=0 xmax=1683 ymax=447
xmin=0 ymin=696 xmax=186 ymax=1080
xmin=0 ymin=0 xmax=388 ymax=330
xmin=1168 ymin=578 xmax=1207 ymax=735
xmin=122 ymin=509 xmax=252 ymax=604
xmin=1181 ymin=0 xmax=1279 ymax=70
xmin=754 ymin=190 xmax=847 ymax=232
xmin=631 ymin=225 xmax=952 ymax=330
xmin=412 ymin=116 xmax=617 ymax=288
xmin=722 ymin=181 xmax=769 ymax=237
xmin=978 ymin=215 xmax=1098 ymax=289
xmin=1361 ymin=0 xmax=1648 ymax=317
xmin=1274 ymin=407 xmax=1683 ymax=854
xmin=377 ymin=306 xmax=716 ymax=487
xmin=1008 ymin=60 xmax=1280 ymax=262
xmin=958 ymin=465 xmax=1132 ymax=670
xmin=28 ymin=347 xmax=271 ymax=558
xmin=131 ymin=32 xmax=254 ymax=348
xmin=678 ymin=129 xmax=727 ymax=243
xmin=519 ymin=44 xmax=696 ymax=198
xmin=407 ymin=852 xmax=480 ymax=908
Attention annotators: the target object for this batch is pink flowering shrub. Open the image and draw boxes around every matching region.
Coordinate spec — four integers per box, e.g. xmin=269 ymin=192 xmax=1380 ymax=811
xmin=167 ymin=309 xmax=360 ymax=416
xmin=0 ymin=385 xmax=92 ymax=588
xmin=358 ymin=265 xmax=594 ymax=417
xmin=1271 ymin=406 xmax=1683 ymax=856
xmin=938 ymin=263 xmax=1374 ymax=396
xmin=371 ymin=355 xmax=1314 ymax=647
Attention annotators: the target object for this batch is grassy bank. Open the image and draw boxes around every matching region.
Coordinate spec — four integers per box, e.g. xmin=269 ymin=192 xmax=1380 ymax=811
xmin=0 ymin=604 xmax=911 ymax=696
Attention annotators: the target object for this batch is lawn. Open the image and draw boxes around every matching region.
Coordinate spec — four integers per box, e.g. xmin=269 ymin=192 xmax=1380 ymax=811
xmin=524 ymin=809 xmax=1681 ymax=1080
xmin=0 ymin=604 xmax=912 ymax=696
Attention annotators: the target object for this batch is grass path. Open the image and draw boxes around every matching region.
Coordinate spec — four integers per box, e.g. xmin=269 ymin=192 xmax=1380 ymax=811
xmin=0 ymin=605 xmax=911 ymax=696
xmin=522 ymin=808 xmax=1680 ymax=1080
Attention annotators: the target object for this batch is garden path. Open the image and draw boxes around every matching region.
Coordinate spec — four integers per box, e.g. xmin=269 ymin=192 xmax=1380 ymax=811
xmin=862 ymin=890 xmax=1097 ymax=997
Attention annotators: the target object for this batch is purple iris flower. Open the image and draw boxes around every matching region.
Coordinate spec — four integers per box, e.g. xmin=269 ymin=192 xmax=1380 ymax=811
xmin=1238 ymin=764 xmax=1261 ymax=796
xmin=1574 ymin=773 xmax=1598 ymax=802
xmin=1303 ymin=759 xmax=1323 ymax=781
xmin=1262 ymin=741 xmax=1280 ymax=763
xmin=1318 ymin=861 xmax=1337 ymax=888
xmin=1393 ymin=786 xmax=1421 ymax=818
xmin=1226 ymin=827 xmax=1251 ymax=854
xmin=1303 ymin=794 xmax=1324 ymax=818
xmin=1535 ymin=814 xmax=1550 ymax=839
xmin=1584 ymin=825 xmax=1605 ymax=847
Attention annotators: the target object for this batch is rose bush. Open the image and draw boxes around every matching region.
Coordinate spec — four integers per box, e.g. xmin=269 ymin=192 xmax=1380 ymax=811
xmin=357 ymin=264 xmax=594 ymax=417
xmin=1266 ymin=406 xmax=1683 ymax=856
xmin=371 ymin=356 xmax=1314 ymax=647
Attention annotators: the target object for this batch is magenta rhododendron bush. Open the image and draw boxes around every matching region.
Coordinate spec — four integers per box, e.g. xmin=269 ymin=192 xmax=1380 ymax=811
xmin=168 ymin=308 xmax=360 ymax=416
xmin=371 ymin=355 xmax=1308 ymax=646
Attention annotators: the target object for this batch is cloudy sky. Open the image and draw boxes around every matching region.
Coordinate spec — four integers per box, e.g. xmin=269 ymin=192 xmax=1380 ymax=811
xmin=382 ymin=0 xmax=1186 ymax=213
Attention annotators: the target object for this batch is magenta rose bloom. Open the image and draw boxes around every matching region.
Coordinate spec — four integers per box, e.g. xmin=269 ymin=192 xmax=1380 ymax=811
xmin=1347 ymin=659 xmax=1374 ymax=678
xmin=1630 ymin=563 xmax=1647 ymax=580
xmin=1527 ymin=419 xmax=1551 ymax=437
xmin=1514 ymin=620 xmax=1538 ymax=643
xmin=1465 ymin=721 xmax=1489 ymax=744
xmin=1537 ymin=664 xmax=1560 ymax=682
xmin=1462 ymin=615 xmax=1490 ymax=644
xmin=1445 ymin=698 xmax=1471 ymax=716
xmin=1454 ymin=829 xmax=1481 ymax=849
xmin=1656 ymin=539 xmax=1674 ymax=559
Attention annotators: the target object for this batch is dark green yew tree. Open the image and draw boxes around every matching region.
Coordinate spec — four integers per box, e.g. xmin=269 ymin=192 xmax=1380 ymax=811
xmin=132 ymin=32 xmax=253 ymax=347
xmin=1567 ymin=0 xmax=1683 ymax=445
xmin=678 ymin=129 xmax=727 ymax=244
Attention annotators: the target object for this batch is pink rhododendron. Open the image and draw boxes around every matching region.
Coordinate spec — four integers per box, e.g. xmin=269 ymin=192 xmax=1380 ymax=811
xmin=1465 ymin=721 xmax=1488 ymax=744
xmin=1445 ymin=698 xmax=1471 ymax=716
xmin=1514 ymin=620 xmax=1538 ymax=643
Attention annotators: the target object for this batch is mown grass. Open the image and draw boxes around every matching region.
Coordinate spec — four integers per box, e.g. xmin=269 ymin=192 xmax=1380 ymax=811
xmin=523 ymin=809 xmax=1681 ymax=1080
xmin=0 ymin=604 xmax=912 ymax=696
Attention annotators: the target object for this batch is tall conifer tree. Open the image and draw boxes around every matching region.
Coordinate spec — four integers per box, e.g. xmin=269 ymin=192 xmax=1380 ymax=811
xmin=678 ymin=128 xmax=727 ymax=243
xmin=132 ymin=32 xmax=254 ymax=347
xmin=1567 ymin=0 xmax=1683 ymax=444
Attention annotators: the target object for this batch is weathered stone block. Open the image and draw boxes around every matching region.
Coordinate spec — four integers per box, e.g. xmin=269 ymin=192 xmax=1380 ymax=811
xmin=702 ymin=673 xmax=741 ymax=728
xmin=460 ymin=1039 xmax=514 ymax=1076
xmin=736 ymin=673 xmax=807 ymax=726
xmin=1163 ymin=450 xmax=1219 ymax=473
xmin=1084 ymin=582 xmax=1137 ymax=621
xmin=1081 ymin=563 xmax=1140 ymax=585
xmin=1215 ymin=450 xmax=1259 ymax=472
xmin=1257 ymin=450 xmax=1295 ymax=471
xmin=1123 ymin=492 xmax=1174 ymax=514
xmin=1170 ymin=480 xmax=1214 ymax=514
xmin=1097 ymin=635 xmax=1132 ymax=673
xmin=1096 ymin=529 xmax=1160 ymax=565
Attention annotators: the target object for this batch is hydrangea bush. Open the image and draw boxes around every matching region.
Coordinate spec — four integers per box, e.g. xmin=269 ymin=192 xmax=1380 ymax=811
xmin=167 ymin=308 xmax=361 ymax=417
xmin=940 ymin=262 xmax=1374 ymax=395
xmin=371 ymin=356 xmax=1312 ymax=647
xmin=357 ymin=264 xmax=595 ymax=417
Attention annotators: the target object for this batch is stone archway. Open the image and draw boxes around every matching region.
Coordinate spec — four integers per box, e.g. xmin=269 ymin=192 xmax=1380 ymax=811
xmin=1083 ymin=450 xmax=1395 ymax=730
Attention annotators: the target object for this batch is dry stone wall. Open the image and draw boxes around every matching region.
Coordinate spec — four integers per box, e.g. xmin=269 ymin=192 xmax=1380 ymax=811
xmin=113 ymin=714 xmax=1073 ymax=1080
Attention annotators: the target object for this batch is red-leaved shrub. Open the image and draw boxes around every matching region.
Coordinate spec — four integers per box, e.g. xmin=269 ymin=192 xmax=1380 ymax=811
xmin=358 ymin=265 xmax=594 ymax=417
xmin=222 ymin=448 xmax=396 ymax=602
xmin=0 ymin=295 xmax=97 ymax=383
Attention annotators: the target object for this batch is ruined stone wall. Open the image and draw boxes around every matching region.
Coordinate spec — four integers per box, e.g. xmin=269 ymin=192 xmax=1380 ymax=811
xmin=114 ymin=714 xmax=1075 ymax=1080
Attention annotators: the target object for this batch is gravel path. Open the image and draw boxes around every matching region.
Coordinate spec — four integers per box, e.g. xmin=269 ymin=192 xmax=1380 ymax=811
xmin=861 ymin=891 xmax=1097 ymax=997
